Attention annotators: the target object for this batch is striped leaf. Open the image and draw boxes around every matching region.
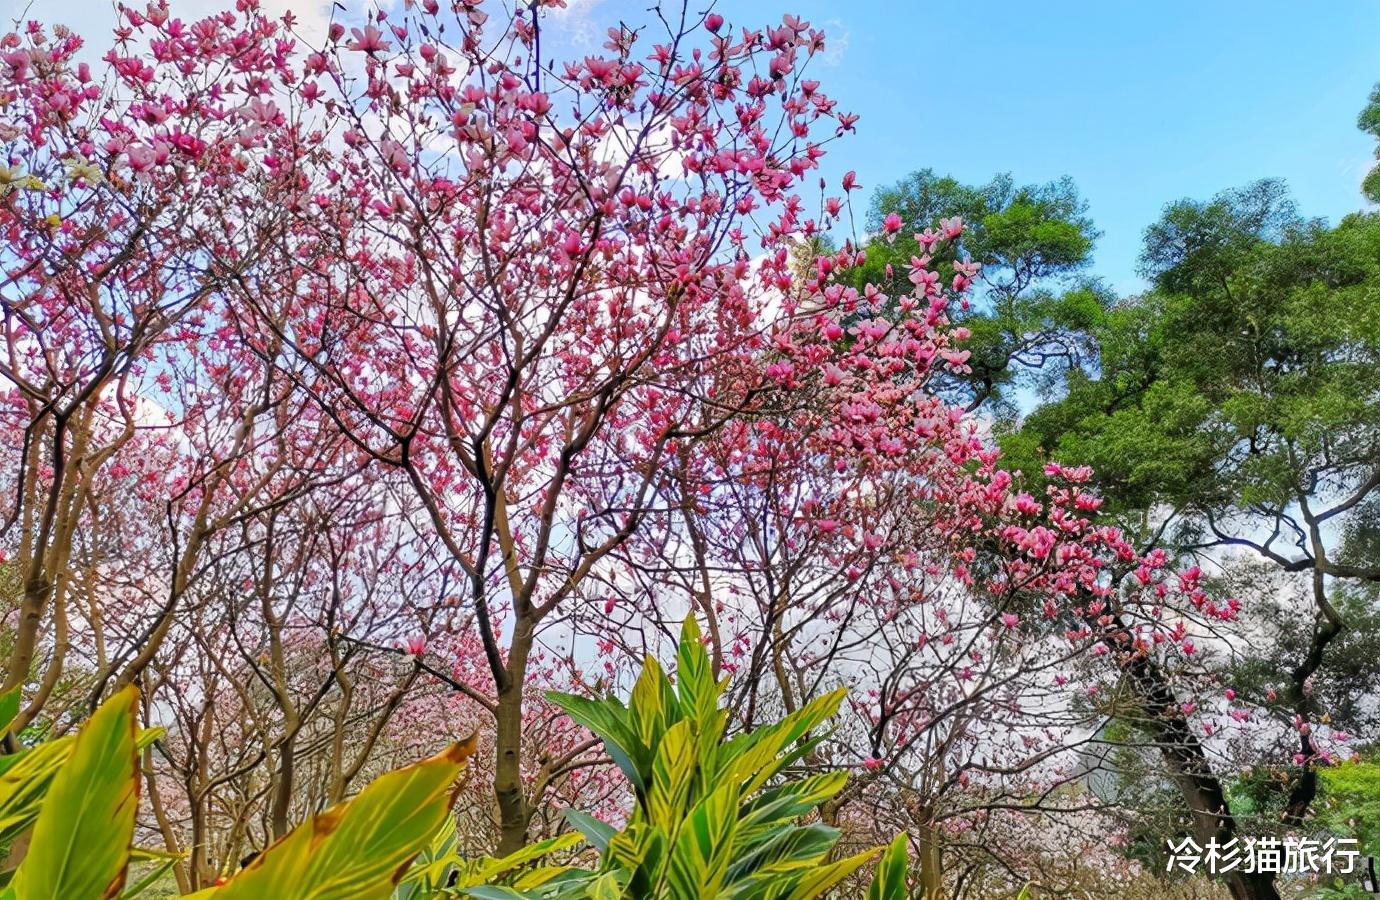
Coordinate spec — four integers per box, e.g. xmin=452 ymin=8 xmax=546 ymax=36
xmin=785 ymin=846 xmax=881 ymax=900
xmin=664 ymin=782 xmax=738 ymax=899
xmin=0 ymin=736 xmax=75 ymax=844
xmin=739 ymin=771 xmax=849 ymax=830
xmin=583 ymin=870 xmax=630 ymax=900
xmin=629 ymin=656 xmax=677 ymax=750
xmin=866 ymin=834 xmax=908 ymax=900
xmin=720 ymin=690 xmax=845 ymax=794
xmin=455 ymin=832 xmax=583 ymax=888
xmin=0 ymin=723 xmax=161 ymax=848
xmin=208 ymin=734 xmax=477 ymax=900
xmin=724 ymin=824 xmax=839 ymax=885
xmin=673 ymin=617 xmax=720 ymax=725
xmin=11 ymin=684 xmax=140 ymax=900
xmin=648 ymin=719 xmax=696 ymax=826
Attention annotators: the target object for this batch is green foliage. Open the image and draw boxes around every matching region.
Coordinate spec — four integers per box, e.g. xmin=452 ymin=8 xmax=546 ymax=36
xmin=1227 ymin=581 xmax=1380 ymax=740
xmin=1000 ymin=182 xmax=1380 ymax=537
xmin=0 ymin=631 xmax=905 ymax=900
xmin=188 ymin=734 xmax=478 ymax=899
xmin=861 ymin=171 xmax=1098 ymax=291
xmin=447 ymin=615 xmax=904 ymax=899
xmin=1359 ymin=82 xmax=1380 ymax=204
xmin=866 ymin=835 xmax=909 ymax=900
xmin=855 ymin=170 xmax=1107 ymax=409
xmin=4 ymin=685 xmax=140 ymax=900
xmin=1316 ymin=760 xmax=1380 ymax=856
xmin=0 ymin=690 xmax=163 ymax=882
xmin=393 ymin=820 xmax=582 ymax=899
xmin=0 ymin=685 xmax=476 ymax=900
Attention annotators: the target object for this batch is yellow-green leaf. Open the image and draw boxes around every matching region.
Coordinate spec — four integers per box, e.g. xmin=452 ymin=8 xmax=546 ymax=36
xmin=665 ymin=782 xmax=738 ymax=899
xmin=674 ymin=616 xmax=720 ymax=725
xmin=866 ymin=834 xmax=908 ymax=900
xmin=786 ymin=845 xmax=880 ymax=900
xmin=12 ymin=684 xmax=140 ymax=900
xmin=456 ymin=832 xmax=582 ymax=887
xmin=648 ymin=719 xmax=696 ymax=827
xmin=0 ymin=687 xmax=21 ymax=735
xmin=208 ymin=734 xmax=477 ymax=900
xmin=629 ymin=656 xmax=673 ymax=748
xmin=0 ymin=736 xmax=74 ymax=843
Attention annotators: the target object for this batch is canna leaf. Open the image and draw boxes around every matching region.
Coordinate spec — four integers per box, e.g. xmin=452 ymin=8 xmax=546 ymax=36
xmin=865 ymin=834 xmax=909 ymax=900
xmin=562 ymin=809 xmax=616 ymax=855
xmin=673 ymin=617 xmax=720 ymax=726
xmin=719 ymin=690 xmax=845 ymax=794
xmin=0 ymin=737 xmax=75 ymax=844
xmin=724 ymin=824 xmax=839 ymax=886
xmin=11 ymin=684 xmax=141 ymax=900
xmin=664 ymin=782 xmax=738 ymax=899
xmin=207 ymin=733 xmax=477 ymax=900
xmin=647 ymin=719 xmax=696 ymax=827
xmin=628 ymin=656 xmax=677 ymax=750
xmin=0 ymin=687 xmax=21 ymax=736
xmin=455 ymin=832 xmax=583 ymax=887
xmin=785 ymin=845 xmax=881 ymax=900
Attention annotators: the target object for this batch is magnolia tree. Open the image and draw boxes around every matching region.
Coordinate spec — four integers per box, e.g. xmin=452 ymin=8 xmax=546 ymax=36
xmin=205 ymin=0 xmax=868 ymax=852
xmin=0 ymin=1 xmax=357 ymax=732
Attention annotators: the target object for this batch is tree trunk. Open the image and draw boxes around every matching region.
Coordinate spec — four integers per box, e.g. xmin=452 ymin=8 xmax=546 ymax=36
xmin=1110 ymin=618 xmax=1280 ymax=900
xmin=494 ymin=617 xmax=534 ymax=855
xmin=915 ymin=809 xmax=944 ymax=899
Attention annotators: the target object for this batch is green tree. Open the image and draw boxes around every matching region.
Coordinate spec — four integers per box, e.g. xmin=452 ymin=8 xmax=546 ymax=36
xmin=999 ymin=178 xmax=1380 ymax=859
xmin=856 ymin=171 xmax=1108 ymax=411
xmin=1358 ymin=81 xmax=1380 ymax=203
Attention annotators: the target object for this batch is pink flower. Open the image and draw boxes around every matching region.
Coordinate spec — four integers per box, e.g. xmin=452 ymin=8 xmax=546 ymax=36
xmin=882 ymin=211 xmax=903 ymax=234
xmin=347 ymin=25 xmax=392 ymax=54
xmin=403 ymin=635 xmax=426 ymax=656
xmin=1224 ymin=688 xmax=1236 ymax=701
xmin=1000 ymin=613 xmax=1019 ymax=629
xmin=126 ymin=144 xmax=156 ymax=172
xmin=705 ymin=13 xmax=724 ymax=32
xmin=862 ymin=756 xmax=883 ymax=771
xmin=841 ymin=170 xmax=859 ymax=192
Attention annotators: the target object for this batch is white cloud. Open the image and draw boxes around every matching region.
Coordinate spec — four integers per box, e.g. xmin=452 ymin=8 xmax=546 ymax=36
xmin=819 ymin=17 xmax=849 ymax=67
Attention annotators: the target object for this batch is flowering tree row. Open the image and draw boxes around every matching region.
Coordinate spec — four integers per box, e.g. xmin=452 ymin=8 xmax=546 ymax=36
xmin=0 ymin=2 xmax=1339 ymax=897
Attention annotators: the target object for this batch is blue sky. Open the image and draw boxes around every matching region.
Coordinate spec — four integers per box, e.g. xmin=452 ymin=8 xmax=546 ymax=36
xmin=789 ymin=0 xmax=1380 ymax=293
xmin=551 ymin=0 xmax=1380 ymax=293
xmin=23 ymin=0 xmax=1380 ymax=294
